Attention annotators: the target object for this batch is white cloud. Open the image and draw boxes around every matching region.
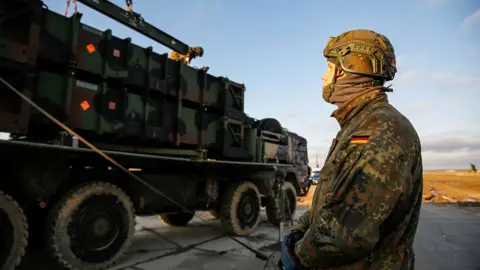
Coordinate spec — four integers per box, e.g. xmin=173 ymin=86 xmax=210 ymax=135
xmin=422 ymin=149 xmax=480 ymax=170
xmin=308 ymin=131 xmax=480 ymax=171
xmin=415 ymin=133 xmax=480 ymax=170
xmin=409 ymin=101 xmax=429 ymax=112
xmin=463 ymin=9 xmax=480 ymax=29
xmin=421 ymin=136 xmax=480 ymax=153
xmin=284 ymin=113 xmax=298 ymax=119
xmin=445 ymin=98 xmax=459 ymax=108
xmin=431 ymin=73 xmax=480 ymax=89
xmin=393 ymin=69 xmax=421 ymax=85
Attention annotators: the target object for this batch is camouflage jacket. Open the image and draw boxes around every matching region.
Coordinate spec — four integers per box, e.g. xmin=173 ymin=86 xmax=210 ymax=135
xmin=292 ymin=90 xmax=423 ymax=270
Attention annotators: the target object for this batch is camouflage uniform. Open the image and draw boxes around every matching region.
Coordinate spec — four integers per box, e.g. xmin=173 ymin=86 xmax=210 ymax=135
xmin=291 ymin=30 xmax=423 ymax=269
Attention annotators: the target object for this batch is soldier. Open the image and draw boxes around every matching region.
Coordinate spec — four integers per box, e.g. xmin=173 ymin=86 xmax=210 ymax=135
xmin=280 ymin=29 xmax=423 ymax=269
xmin=169 ymin=47 xmax=204 ymax=65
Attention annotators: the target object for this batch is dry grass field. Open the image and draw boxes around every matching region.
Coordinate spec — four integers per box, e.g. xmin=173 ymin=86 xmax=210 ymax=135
xmin=297 ymin=171 xmax=480 ymax=207
xmin=422 ymin=171 xmax=480 ymax=203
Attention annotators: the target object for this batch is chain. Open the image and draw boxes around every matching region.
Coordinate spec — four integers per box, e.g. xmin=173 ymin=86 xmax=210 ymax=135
xmin=64 ymin=0 xmax=78 ymax=16
xmin=125 ymin=0 xmax=133 ymax=13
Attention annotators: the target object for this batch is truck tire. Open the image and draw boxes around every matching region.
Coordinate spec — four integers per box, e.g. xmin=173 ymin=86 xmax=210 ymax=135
xmin=301 ymin=182 xmax=311 ymax=196
xmin=0 ymin=191 xmax=28 ymax=270
xmin=218 ymin=181 xmax=261 ymax=236
xmin=157 ymin=212 xmax=195 ymax=226
xmin=266 ymin=181 xmax=297 ymax=227
xmin=44 ymin=182 xmax=135 ymax=270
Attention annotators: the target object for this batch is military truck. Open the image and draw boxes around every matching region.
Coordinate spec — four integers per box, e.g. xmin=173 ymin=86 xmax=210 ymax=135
xmin=0 ymin=0 xmax=309 ymax=269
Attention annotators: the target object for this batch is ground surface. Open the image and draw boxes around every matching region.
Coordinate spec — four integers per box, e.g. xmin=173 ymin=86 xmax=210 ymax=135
xmin=19 ymin=203 xmax=480 ymax=269
xmin=422 ymin=172 xmax=480 ymax=203
xmin=18 ymin=210 xmax=297 ymax=270
xmin=414 ymin=204 xmax=480 ymax=270
xmin=298 ymin=172 xmax=480 ymax=206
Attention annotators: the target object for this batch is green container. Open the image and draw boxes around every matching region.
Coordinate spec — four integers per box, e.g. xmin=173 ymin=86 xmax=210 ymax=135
xmin=35 ymin=71 xmax=115 ymax=134
xmin=34 ymin=72 xmax=247 ymax=154
xmin=38 ymin=10 xmax=169 ymax=90
xmin=165 ymin=58 xmax=246 ymax=115
xmin=38 ymin=11 xmax=129 ymax=79
xmin=124 ymin=43 xmax=168 ymax=92
xmin=0 ymin=3 xmax=41 ymax=66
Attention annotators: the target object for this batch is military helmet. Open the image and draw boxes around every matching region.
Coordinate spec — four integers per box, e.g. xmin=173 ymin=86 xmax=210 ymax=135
xmin=323 ymin=29 xmax=397 ymax=81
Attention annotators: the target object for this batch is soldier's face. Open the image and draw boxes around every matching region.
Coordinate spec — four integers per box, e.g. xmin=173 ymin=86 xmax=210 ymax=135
xmin=322 ymin=62 xmax=337 ymax=88
xmin=322 ymin=61 xmax=344 ymax=88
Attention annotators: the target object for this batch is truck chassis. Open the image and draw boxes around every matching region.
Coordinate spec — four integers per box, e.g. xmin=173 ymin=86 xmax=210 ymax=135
xmin=0 ymin=138 xmax=298 ymax=269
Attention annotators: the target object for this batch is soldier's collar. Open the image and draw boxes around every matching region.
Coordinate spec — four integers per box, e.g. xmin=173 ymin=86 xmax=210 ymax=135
xmin=331 ymin=88 xmax=388 ymax=127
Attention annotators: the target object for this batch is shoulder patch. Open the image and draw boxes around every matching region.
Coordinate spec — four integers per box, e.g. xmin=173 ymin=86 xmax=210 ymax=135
xmin=351 ymin=136 xmax=369 ymax=144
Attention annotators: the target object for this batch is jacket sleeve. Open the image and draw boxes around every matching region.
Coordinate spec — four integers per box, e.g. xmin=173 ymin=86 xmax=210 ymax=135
xmin=291 ymin=208 xmax=312 ymax=232
xmin=293 ymin=132 xmax=409 ymax=268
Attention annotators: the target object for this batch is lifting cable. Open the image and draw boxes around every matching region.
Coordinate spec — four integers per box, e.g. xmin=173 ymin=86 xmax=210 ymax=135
xmin=64 ymin=0 xmax=77 ymax=16
xmin=125 ymin=0 xmax=133 ymax=13
xmin=0 ymin=75 xmax=294 ymax=269
xmin=65 ymin=1 xmax=133 ymax=15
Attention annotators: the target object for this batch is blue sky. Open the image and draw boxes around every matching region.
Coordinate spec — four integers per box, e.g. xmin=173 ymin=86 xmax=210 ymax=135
xmin=40 ymin=0 xmax=479 ymax=170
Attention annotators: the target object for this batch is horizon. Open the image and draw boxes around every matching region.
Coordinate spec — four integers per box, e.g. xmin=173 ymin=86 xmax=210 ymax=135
xmin=9 ymin=0 xmax=480 ymax=170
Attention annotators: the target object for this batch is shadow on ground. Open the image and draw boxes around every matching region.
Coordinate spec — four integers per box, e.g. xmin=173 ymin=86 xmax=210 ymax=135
xmin=17 ymin=211 xmax=293 ymax=270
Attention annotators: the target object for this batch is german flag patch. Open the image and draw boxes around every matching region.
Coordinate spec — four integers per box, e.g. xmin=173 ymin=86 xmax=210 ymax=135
xmin=351 ymin=136 xmax=369 ymax=144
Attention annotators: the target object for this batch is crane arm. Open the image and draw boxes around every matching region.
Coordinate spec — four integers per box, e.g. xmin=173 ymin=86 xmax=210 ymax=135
xmin=76 ymin=0 xmax=196 ymax=55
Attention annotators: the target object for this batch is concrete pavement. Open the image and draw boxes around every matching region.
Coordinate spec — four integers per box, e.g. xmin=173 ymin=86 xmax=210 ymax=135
xmin=110 ymin=210 xmax=297 ymax=270
xmin=414 ymin=204 xmax=480 ymax=270
xmin=18 ymin=204 xmax=480 ymax=269
xmin=112 ymin=205 xmax=480 ymax=270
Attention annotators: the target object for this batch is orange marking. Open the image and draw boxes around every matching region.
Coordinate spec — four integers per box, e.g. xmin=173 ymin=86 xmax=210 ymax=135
xmin=39 ymin=201 xmax=47 ymax=208
xmin=80 ymin=100 xmax=90 ymax=111
xmin=108 ymin=101 xmax=116 ymax=110
xmin=86 ymin=44 xmax=96 ymax=53
xmin=113 ymin=49 xmax=120 ymax=57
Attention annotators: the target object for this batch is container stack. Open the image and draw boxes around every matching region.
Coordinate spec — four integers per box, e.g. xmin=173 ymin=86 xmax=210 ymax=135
xmin=0 ymin=2 xmax=253 ymax=160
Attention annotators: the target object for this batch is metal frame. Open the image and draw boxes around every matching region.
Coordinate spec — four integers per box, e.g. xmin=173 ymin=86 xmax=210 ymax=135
xmin=76 ymin=0 xmax=191 ymax=54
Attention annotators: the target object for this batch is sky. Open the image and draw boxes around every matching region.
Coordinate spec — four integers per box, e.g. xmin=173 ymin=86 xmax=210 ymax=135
xmin=6 ymin=0 xmax=478 ymax=170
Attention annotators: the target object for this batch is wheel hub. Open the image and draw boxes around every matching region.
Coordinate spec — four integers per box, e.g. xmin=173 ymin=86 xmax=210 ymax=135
xmin=237 ymin=191 xmax=259 ymax=228
xmin=67 ymin=194 xmax=128 ymax=263
xmin=76 ymin=209 xmax=119 ymax=251
xmin=244 ymin=204 xmax=252 ymax=215
xmin=93 ymin=216 xmax=112 ymax=237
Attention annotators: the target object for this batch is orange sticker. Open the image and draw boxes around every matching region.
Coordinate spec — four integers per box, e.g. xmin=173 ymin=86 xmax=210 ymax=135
xmin=113 ymin=49 xmax=120 ymax=57
xmin=108 ymin=101 xmax=116 ymax=110
xmin=86 ymin=44 xmax=96 ymax=53
xmin=80 ymin=100 xmax=90 ymax=111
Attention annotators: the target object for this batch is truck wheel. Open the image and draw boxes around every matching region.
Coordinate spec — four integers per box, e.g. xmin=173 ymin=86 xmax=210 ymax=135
xmin=157 ymin=212 xmax=195 ymax=226
xmin=219 ymin=181 xmax=261 ymax=236
xmin=302 ymin=182 xmax=311 ymax=196
xmin=0 ymin=191 xmax=28 ymax=270
xmin=266 ymin=181 xmax=297 ymax=227
xmin=44 ymin=182 xmax=135 ymax=270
